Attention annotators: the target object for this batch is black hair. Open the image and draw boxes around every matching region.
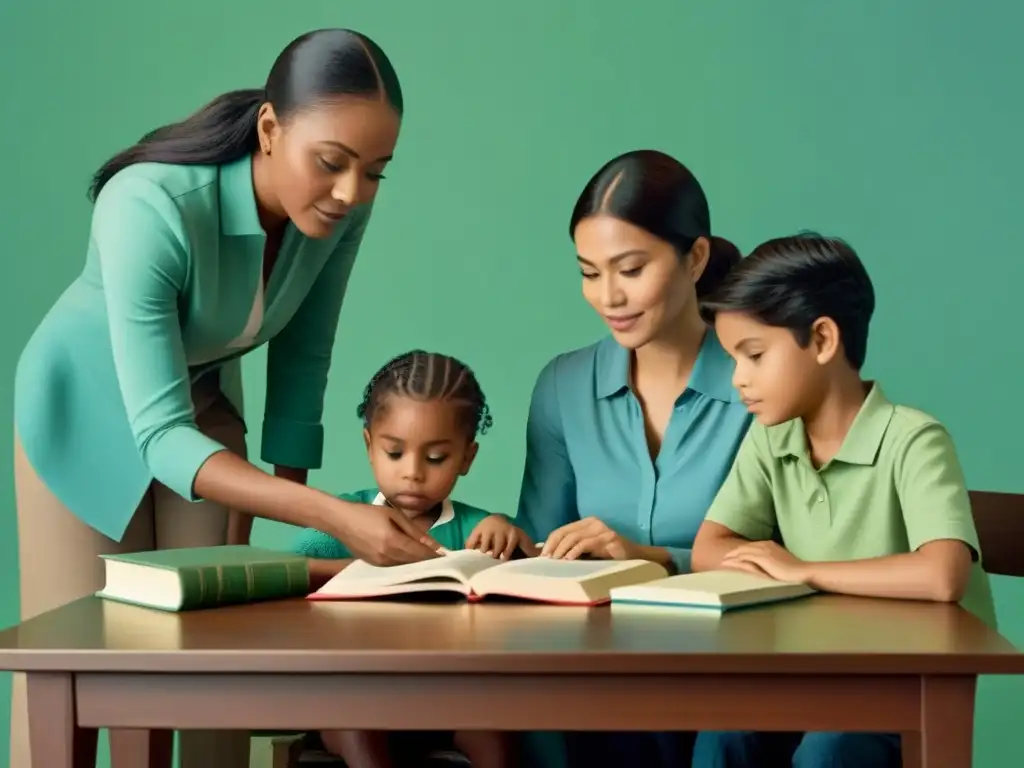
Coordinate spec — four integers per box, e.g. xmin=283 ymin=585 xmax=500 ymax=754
xmin=569 ymin=149 xmax=741 ymax=298
xmin=88 ymin=28 xmax=403 ymax=201
xmin=700 ymin=232 xmax=876 ymax=369
xmin=357 ymin=350 xmax=493 ymax=439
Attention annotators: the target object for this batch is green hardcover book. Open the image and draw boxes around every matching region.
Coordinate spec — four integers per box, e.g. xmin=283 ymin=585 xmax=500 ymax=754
xmin=95 ymin=545 xmax=311 ymax=612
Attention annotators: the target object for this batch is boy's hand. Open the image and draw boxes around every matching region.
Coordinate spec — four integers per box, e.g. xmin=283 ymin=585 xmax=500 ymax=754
xmin=466 ymin=515 xmax=538 ymax=560
xmin=720 ymin=541 xmax=809 ymax=583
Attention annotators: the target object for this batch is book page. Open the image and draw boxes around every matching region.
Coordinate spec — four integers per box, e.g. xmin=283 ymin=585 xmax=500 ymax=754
xmin=484 ymin=557 xmax=624 ymax=580
xmin=319 ymin=549 xmax=500 ymax=591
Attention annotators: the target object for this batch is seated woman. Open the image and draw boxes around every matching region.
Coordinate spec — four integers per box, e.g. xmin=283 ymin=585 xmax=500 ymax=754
xmin=515 ymin=149 xmax=752 ymax=768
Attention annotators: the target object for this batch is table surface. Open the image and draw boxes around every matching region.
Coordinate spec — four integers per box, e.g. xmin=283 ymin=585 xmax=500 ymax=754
xmin=1 ymin=594 xmax=1022 ymax=676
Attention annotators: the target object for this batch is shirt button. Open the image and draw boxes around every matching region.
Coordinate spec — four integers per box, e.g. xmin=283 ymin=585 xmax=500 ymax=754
xmin=817 ymin=494 xmax=824 ymax=503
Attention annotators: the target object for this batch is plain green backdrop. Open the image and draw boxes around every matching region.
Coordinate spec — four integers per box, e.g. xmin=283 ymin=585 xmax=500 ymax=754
xmin=2 ymin=1 xmax=1022 ymax=766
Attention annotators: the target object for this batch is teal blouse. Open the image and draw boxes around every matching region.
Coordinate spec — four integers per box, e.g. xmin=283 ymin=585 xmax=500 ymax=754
xmin=515 ymin=332 xmax=753 ymax=574
xmin=14 ymin=155 xmax=373 ymax=541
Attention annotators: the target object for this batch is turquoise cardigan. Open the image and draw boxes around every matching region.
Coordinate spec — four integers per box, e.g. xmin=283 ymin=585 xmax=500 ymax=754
xmin=14 ymin=154 xmax=373 ymax=541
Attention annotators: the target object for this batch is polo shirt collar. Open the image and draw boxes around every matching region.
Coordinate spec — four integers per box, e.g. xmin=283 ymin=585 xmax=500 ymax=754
xmin=595 ymin=328 xmax=739 ymax=403
xmin=219 ymin=153 xmax=264 ymax=237
xmin=768 ymin=381 xmax=895 ymax=465
xmin=372 ymin=491 xmax=455 ymax=529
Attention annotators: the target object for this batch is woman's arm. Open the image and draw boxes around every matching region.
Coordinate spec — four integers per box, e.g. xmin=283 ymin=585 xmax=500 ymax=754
xmin=94 ymin=174 xmax=235 ymax=504
xmin=91 ymin=175 xmax=342 ymax=533
xmin=92 ymin=179 xmax=436 ymax=564
xmin=515 ymin=356 xmax=579 ymax=543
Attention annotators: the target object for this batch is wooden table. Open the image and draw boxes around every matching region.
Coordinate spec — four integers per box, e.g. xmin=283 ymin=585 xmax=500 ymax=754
xmin=1 ymin=594 xmax=1023 ymax=768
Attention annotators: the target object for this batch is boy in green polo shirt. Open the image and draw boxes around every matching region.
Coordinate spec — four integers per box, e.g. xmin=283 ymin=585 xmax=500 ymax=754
xmin=290 ymin=350 xmax=528 ymax=768
xmin=689 ymin=233 xmax=994 ymax=768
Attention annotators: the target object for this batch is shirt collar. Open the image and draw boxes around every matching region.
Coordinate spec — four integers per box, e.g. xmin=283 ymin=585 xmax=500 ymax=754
xmin=767 ymin=381 xmax=895 ymax=465
xmin=372 ymin=491 xmax=455 ymax=529
xmin=595 ymin=328 xmax=739 ymax=403
xmin=218 ymin=153 xmax=264 ymax=237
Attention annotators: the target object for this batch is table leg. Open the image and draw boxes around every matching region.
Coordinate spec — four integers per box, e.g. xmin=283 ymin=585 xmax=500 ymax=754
xmin=26 ymin=672 xmax=95 ymax=768
xmin=110 ymin=729 xmax=174 ymax=768
xmin=919 ymin=675 xmax=976 ymax=768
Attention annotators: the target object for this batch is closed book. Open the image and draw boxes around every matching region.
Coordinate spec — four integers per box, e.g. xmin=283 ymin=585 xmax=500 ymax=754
xmin=609 ymin=569 xmax=815 ymax=611
xmin=96 ymin=545 xmax=310 ymax=611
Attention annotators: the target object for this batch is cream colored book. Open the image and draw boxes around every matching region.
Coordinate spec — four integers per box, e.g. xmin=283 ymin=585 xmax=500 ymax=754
xmin=609 ymin=569 xmax=815 ymax=611
xmin=308 ymin=549 xmax=669 ymax=606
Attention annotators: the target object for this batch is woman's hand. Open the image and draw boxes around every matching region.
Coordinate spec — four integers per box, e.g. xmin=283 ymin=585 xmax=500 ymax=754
xmin=465 ymin=515 xmax=539 ymax=560
xmin=328 ymin=499 xmax=443 ymax=566
xmin=540 ymin=516 xmax=644 ymax=561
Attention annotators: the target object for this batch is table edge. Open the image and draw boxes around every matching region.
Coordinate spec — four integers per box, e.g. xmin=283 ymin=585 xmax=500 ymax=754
xmin=3 ymin=650 xmax=1024 ymax=675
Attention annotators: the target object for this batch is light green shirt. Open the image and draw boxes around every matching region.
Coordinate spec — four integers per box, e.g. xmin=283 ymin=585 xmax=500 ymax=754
xmin=14 ymin=154 xmax=373 ymax=541
xmin=705 ymin=382 xmax=997 ymax=627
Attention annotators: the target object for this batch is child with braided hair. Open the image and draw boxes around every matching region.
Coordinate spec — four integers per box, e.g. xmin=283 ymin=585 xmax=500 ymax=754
xmin=290 ymin=350 xmax=527 ymax=768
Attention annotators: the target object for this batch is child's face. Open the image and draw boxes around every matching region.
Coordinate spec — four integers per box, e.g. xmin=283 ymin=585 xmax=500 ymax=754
xmin=364 ymin=396 xmax=478 ymax=515
xmin=715 ymin=310 xmax=839 ymax=426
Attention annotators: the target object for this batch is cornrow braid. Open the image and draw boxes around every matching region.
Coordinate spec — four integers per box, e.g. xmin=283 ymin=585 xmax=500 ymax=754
xmin=357 ymin=350 xmax=494 ymax=438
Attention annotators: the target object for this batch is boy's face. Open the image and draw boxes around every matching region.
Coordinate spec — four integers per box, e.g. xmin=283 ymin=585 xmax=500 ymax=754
xmin=715 ymin=311 xmax=838 ymax=426
xmin=364 ymin=396 xmax=478 ymax=515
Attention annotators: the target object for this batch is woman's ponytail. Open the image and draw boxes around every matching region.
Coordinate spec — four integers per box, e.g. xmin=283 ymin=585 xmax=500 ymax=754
xmin=695 ymin=235 xmax=742 ymax=299
xmin=87 ymin=88 xmax=264 ymax=201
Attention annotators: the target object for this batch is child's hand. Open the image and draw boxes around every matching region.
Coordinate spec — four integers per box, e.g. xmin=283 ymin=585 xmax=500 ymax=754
xmin=720 ymin=541 xmax=809 ymax=584
xmin=466 ymin=515 xmax=538 ymax=560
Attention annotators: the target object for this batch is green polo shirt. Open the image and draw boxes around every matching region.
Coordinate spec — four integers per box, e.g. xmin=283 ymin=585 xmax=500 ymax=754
xmin=705 ymin=383 xmax=996 ymax=628
xmin=290 ymin=488 xmax=494 ymax=559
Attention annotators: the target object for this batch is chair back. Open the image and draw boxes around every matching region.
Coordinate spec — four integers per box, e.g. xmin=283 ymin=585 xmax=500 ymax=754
xmin=969 ymin=490 xmax=1024 ymax=577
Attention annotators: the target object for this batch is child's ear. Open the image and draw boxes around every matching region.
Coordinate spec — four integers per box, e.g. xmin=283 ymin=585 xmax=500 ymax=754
xmin=362 ymin=428 xmax=372 ymax=453
xmin=459 ymin=442 xmax=479 ymax=475
xmin=811 ymin=316 xmax=841 ymax=365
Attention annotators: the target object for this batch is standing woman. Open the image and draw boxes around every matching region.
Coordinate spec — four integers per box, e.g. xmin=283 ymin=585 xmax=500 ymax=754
xmin=516 ymin=150 xmax=752 ymax=767
xmin=11 ymin=28 xmax=442 ymax=768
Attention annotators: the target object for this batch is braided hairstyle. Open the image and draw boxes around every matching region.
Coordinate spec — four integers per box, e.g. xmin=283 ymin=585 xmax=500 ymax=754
xmin=357 ymin=350 xmax=493 ymax=439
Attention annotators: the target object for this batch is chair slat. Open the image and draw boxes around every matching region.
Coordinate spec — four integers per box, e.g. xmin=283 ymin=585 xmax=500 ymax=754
xmin=969 ymin=490 xmax=1024 ymax=577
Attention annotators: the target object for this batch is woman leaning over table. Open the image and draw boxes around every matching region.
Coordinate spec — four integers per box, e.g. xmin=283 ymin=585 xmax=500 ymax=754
xmin=10 ymin=28 xmax=444 ymax=768
xmin=515 ymin=149 xmax=753 ymax=768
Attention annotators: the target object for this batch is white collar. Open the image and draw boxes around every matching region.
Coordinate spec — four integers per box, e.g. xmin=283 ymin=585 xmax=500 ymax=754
xmin=371 ymin=491 xmax=455 ymax=530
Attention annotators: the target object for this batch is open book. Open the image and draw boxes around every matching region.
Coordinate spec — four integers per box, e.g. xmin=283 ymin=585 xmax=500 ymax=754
xmin=609 ymin=569 xmax=815 ymax=611
xmin=308 ymin=549 xmax=669 ymax=606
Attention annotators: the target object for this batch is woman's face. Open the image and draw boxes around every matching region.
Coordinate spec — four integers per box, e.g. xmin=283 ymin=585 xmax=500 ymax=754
xmin=574 ymin=215 xmax=708 ymax=349
xmin=257 ymin=96 xmax=401 ymax=238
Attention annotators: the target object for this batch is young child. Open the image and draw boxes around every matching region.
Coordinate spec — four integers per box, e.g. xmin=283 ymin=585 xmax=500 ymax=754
xmin=688 ymin=233 xmax=995 ymax=768
xmin=291 ymin=349 xmax=528 ymax=768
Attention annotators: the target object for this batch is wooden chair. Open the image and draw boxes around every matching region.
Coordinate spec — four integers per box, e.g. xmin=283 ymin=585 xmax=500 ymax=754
xmin=968 ymin=490 xmax=1024 ymax=576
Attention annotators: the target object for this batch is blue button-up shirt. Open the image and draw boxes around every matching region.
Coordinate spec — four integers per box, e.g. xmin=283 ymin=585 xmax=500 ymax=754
xmin=515 ymin=330 xmax=752 ymax=574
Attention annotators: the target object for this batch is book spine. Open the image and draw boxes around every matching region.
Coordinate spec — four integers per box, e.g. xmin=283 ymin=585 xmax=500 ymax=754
xmin=177 ymin=561 xmax=311 ymax=610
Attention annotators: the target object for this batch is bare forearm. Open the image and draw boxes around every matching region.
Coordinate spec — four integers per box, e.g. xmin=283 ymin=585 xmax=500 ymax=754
xmin=804 ymin=552 xmax=967 ymax=602
xmin=193 ymin=450 xmax=332 ymax=530
xmin=691 ymin=525 xmax=751 ymax=572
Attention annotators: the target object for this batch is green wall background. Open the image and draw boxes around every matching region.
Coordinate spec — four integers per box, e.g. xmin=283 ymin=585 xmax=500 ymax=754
xmin=2 ymin=1 xmax=1022 ymax=765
